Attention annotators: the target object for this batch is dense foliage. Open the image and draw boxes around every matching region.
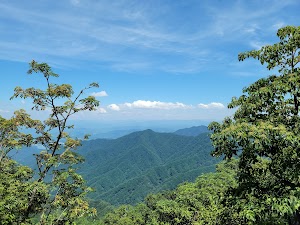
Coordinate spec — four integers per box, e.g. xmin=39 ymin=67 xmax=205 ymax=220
xmin=0 ymin=61 xmax=99 ymax=224
xmin=209 ymin=25 xmax=300 ymax=224
xmin=95 ymin=160 xmax=238 ymax=225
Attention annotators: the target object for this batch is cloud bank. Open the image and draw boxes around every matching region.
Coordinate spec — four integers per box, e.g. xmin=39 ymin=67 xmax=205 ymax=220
xmin=122 ymin=100 xmax=190 ymax=110
xmin=107 ymin=100 xmax=225 ymax=111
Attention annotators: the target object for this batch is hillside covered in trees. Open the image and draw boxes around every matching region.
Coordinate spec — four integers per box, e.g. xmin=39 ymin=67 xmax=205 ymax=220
xmin=78 ymin=129 xmax=218 ymax=205
xmin=96 ymin=159 xmax=238 ymax=225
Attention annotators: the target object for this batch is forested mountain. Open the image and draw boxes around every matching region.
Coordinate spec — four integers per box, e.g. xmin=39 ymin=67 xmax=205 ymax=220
xmin=77 ymin=129 xmax=219 ymax=205
xmin=173 ymin=125 xmax=209 ymax=136
xmin=10 ymin=128 xmax=217 ymax=207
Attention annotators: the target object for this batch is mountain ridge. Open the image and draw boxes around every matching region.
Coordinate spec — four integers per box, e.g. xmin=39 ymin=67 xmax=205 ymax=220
xmin=173 ymin=125 xmax=209 ymax=136
xmin=78 ymin=129 xmax=218 ymax=205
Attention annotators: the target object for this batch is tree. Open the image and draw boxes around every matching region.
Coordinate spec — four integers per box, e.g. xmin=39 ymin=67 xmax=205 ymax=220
xmin=209 ymin=25 xmax=300 ymax=224
xmin=0 ymin=60 xmax=99 ymax=224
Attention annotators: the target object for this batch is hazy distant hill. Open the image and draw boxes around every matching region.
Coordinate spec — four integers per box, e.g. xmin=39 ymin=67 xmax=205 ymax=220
xmin=69 ymin=128 xmax=141 ymax=139
xmin=9 ymin=146 xmax=40 ymax=167
xmin=78 ymin=129 xmax=218 ymax=205
xmin=173 ymin=125 xmax=209 ymax=136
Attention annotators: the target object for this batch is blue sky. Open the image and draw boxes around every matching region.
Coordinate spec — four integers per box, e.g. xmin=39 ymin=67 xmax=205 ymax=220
xmin=0 ymin=0 xmax=299 ymax=124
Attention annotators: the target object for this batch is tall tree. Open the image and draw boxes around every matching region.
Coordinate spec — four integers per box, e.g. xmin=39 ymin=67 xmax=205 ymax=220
xmin=209 ymin=26 xmax=300 ymax=224
xmin=0 ymin=60 xmax=99 ymax=224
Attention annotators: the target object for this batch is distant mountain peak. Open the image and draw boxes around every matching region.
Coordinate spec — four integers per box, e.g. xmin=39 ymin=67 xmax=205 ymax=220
xmin=174 ymin=125 xmax=209 ymax=137
xmin=143 ymin=129 xmax=155 ymax=133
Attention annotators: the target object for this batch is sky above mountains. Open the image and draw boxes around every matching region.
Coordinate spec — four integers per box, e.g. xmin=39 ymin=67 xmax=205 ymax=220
xmin=0 ymin=0 xmax=299 ymax=123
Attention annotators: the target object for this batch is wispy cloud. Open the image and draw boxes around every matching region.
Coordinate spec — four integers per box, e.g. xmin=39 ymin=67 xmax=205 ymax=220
xmin=0 ymin=109 xmax=10 ymax=113
xmin=0 ymin=0 xmax=298 ymax=74
xmin=198 ymin=102 xmax=225 ymax=109
xmin=70 ymin=0 xmax=80 ymax=6
xmin=91 ymin=91 xmax=108 ymax=97
xmin=208 ymin=0 xmax=296 ymax=36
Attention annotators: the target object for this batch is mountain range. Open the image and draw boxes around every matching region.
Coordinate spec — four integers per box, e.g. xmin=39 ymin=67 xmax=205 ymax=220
xmin=77 ymin=127 xmax=218 ymax=205
xmin=10 ymin=126 xmax=219 ymax=206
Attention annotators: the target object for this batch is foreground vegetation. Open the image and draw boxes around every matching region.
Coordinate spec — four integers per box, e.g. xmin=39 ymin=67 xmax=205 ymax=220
xmin=77 ymin=160 xmax=237 ymax=225
xmin=208 ymin=25 xmax=300 ymax=224
xmin=0 ymin=62 xmax=99 ymax=224
xmin=0 ymin=25 xmax=299 ymax=224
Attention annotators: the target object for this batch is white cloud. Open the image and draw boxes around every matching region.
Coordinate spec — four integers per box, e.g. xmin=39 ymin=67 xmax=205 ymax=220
xmin=91 ymin=91 xmax=108 ymax=97
xmin=108 ymin=104 xmax=120 ymax=111
xmin=107 ymin=100 xmax=225 ymax=112
xmin=98 ymin=107 xmax=107 ymax=113
xmin=0 ymin=109 xmax=9 ymax=113
xmin=198 ymin=102 xmax=225 ymax=109
xmin=0 ymin=1 xmax=298 ymax=74
xmin=123 ymin=100 xmax=191 ymax=110
xmin=65 ymin=100 xmax=232 ymax=121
